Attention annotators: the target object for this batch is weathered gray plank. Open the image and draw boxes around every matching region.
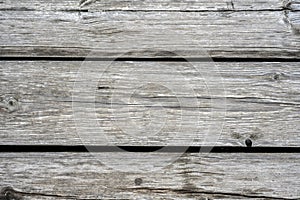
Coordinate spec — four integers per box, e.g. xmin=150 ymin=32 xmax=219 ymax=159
xmin=0 ymin=9 xmax=300 ymax=58
xmin=1 ymin=61 xmax=300 ymax=146
xmin=0 ymin=0 xmax=286 ymax=11
xmin=0 ymin=153 xmax=299 ymax=199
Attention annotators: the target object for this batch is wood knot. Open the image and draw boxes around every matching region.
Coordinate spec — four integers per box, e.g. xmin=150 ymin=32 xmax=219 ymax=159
xmin=0 ymin=96 xmax=20 ymax=113
xmin=265 ymin=72 xmax=286 ymax=81
xmin=273 ymin=72 xmax=281 ymax=81
xmin=0 ymin=187 xmax=23 ymax=200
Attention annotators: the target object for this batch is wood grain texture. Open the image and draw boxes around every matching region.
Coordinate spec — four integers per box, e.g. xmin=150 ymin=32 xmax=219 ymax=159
xmin=0 ymin=9 xmax=300 ymax=58
xmin=1 ymin=61 xmax=300 ymax=146
xmin=286 ymin=11 xmax=300 ymax=33
xmin=1 ymin=1 xmax=299 ymax=199
xmin=0 ymin=153 xmax=299 ymax=199
xmin=284 ymin=0 xmax=300 ymax=11
xmin=0 ymin=0 xmax=287 ymax=11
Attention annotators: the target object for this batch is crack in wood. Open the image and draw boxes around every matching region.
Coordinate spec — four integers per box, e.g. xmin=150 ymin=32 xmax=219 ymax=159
xmin=76 ymin=0 xmax=297 ymax=12
xmin=19 ymin=96 xmax=300 ymax=107
xmin=79 ymin=0 xmax=96 ymax=7
xmin=125 ymin=187 xmax=299 ymax=200
xmin=1 ymin=187 xmax=76 ymax=200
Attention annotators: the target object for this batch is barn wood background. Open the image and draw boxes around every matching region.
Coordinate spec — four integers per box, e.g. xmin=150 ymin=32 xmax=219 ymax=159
xmin=0 ymin=0 xmax=300 ymax=199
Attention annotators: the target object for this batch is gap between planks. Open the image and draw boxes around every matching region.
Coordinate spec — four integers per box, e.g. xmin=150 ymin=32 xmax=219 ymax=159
xmin=2 ymin=56 xmax=300 ymax=62
xmin=0 ymin=145 xmax=299 ymax=153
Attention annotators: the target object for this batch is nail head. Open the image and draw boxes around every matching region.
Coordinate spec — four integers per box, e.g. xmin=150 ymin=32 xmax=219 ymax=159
xmin=134 ymin=178 xmax=143 ymax=186
xmin=245 ymin=138 xmax=252 ymax=147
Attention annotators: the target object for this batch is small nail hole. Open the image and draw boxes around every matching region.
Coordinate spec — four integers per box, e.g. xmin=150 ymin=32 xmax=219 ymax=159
xmin=134 ymin=178 xmax=143 ymax=186
xmin=8 ymin=100 xmax=14 ymax=106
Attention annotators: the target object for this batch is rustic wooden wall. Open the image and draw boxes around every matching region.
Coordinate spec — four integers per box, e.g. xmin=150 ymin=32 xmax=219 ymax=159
xmin=0 ymin=0 xmax=299 ymax=199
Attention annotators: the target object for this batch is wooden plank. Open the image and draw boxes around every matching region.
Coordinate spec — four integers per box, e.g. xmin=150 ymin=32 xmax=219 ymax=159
xmin=1 ymin=10 xmax=300 ymax=58
xmin=1 ymin=61 xmax=300 ymax=146
xmin=0 ymin=0 xmax=286 ymax=11
xmin=0 ymin=153 xmax=299 ymax=199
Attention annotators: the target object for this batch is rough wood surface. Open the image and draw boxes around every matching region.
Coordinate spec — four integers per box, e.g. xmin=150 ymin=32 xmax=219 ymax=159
xmin=0 ymin=0 xmax=287 ymax=11
xmin=1 ymin=1 xmax=299 ymax=199
xmin=1 ymin=61 xmax=300 ymax=146
xmin=285 ymin=0 xmax=300 ymax=10
xmin=0 ymin=9 xmax=300 ymax=58
xmin=1 ymin=1 xmax=300 ymax=200
xmin=286 ymin=11 xmax=300 ymax=33
xmin=0 ymin=153 xmax=299 ymax=199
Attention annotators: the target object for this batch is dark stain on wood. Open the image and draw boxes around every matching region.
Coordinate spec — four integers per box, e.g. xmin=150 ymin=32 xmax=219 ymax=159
xmin=180 ymin=155 xmax=201 ymax=199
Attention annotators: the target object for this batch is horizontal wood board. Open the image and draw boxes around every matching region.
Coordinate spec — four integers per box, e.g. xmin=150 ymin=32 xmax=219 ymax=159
xmin=0 ymin=0 xmax=293 ymax=11
xmin=0 ymin=61 xmax=299 ymax=146
xmin=0 ymin=6 xmax=299 ymax=58
xmin=0 ymin=153 xmax=299 ymax=199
